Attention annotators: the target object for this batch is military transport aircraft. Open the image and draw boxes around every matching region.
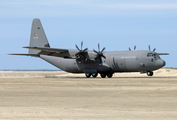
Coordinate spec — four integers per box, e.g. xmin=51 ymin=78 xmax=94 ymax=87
xmin=10 ymin=18 xmax=169 ymax=78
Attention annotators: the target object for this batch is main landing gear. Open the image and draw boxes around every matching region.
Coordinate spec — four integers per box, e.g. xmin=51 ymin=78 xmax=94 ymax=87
xmin=100 ymin=73 xmax=113 ymax=78
xmin=85 ymin=73 xmax=98 ymax=78
xmin=85 ymin=73 xmax=113 ymax=78
xmin=92 ymin=73 xmax=98 ymax=78
xmin=85 ymin=73 xmax=91 ymax=78
xmin=147 ymin=71 xmax=153 ymax=76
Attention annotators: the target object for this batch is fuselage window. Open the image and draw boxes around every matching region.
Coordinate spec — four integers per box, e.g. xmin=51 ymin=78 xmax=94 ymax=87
xmin=151 ymin=59 xmax=153 ymax=62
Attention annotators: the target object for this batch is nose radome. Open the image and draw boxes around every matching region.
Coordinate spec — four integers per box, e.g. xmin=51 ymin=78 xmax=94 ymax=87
xmin=155 ymin=59 xmax=166 ymax=67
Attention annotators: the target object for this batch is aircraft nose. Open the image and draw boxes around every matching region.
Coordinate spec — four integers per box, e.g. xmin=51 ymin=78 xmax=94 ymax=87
xmin=155 ymin=59 xmax=166 ymax=68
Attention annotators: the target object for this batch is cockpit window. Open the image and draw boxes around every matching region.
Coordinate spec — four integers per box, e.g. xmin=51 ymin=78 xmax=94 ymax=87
xmin=147 ymin=53 xmax=161 ymax=59
xmin=147 ymin=53 xmax=154 ymax=57
xmin=156 ymin=54 xmax=161 ymax=59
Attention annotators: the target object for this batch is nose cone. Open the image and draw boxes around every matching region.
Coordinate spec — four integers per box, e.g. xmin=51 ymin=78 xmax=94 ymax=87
xmin=155 ymin=59 xmax=166 ymax=68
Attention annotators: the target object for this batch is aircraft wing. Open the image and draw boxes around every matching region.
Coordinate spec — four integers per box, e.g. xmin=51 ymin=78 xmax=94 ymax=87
xmin=157 ymin=53 xmax=169 ymax=55
xmin=9 ymin=54 xmax=39 ymax=57
xmin=23 ymin=46 xmax=76 ymax=58
xmin=23 ymin=46 xmax=68 ymax=53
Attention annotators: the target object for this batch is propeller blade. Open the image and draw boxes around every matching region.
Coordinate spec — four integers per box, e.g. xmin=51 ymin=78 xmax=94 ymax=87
xmin=81 ymin=41 xmax=83 ymax=50
xmin=93 ymin=49 xmax=99 ymax=54
xmin=153 ymin=48 xmax=156 ymax=52
xmin=75 ymin=44 xmax=80 ymax=51
xmin=134 ymin=45 xmax=136 ymax=50
xmin=75 ymin=52 xmax=81 ymax=56
xmin=83 ymin=48 xmax=88 ymax=52
xmin=149 ymin=45 xmax=151 ymax=51
xmin=98 ymin=43 xmax=100 ymax=52
xmin=129 ymin=47 xmax=131 ymax=51
xmin=102 ymin=55 xmax=106 ymax=59
xmin=101 ymin=47 xmax=106 ymax=53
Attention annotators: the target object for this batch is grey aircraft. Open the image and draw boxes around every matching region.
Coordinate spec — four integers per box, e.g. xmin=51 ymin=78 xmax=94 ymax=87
xmin=10 ymin=18 xmax=169 ymax=78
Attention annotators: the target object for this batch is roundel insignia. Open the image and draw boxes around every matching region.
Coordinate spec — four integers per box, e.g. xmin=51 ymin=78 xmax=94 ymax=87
xmin=34 ymin=33 xmax=38 ymax=36
xmin=57 ymin=60 xmax=60 ymax=63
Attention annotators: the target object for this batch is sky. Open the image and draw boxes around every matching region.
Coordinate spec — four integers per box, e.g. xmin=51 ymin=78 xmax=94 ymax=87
xmin=1 ymin=0 xmax=177 ymax=70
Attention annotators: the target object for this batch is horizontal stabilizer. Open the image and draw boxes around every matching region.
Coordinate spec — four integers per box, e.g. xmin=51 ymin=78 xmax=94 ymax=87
xmin=157 ymin=53 xmax=169 ymax=55
xmin=9 ymin=54 xmax=39 ymax=57
xmin=23 ymin=46 xmax=68 ymax=53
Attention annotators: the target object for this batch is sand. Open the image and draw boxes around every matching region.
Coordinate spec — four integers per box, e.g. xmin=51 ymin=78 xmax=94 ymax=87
xmin=0 ymin=69 xmax=177 ymax=120
xmin=0 ymin=68 xmax=177 ymax=78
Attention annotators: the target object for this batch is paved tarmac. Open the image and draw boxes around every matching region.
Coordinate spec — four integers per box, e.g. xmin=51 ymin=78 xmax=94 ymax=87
xmin=0 ymin=75 xmax=177 ymax=120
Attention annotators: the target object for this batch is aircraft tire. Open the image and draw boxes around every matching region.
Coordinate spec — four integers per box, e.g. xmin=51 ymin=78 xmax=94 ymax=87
xmin=150 ymin=71 xmax=153 ymax=76
xmin=107 ymin=73 xmax=113 ymax=78
xmin=92 ymin=73 xmax=98 ymax=78
xmin=100 ymin=73 xmax=106 ymax=78
xmin=147 ymin=71 xmax=153 ymax=76
xmin=85 ymin=73 xmax=91 ymax=78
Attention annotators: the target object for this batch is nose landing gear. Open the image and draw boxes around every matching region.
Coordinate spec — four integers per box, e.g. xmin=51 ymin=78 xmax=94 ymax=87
xmin=147 ymin=71 xmax=153 ymax=76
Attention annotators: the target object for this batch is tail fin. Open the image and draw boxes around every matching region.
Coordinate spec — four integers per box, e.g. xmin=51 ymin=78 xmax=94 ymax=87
xmin=29 ymin=18 xmax=50 ymax=54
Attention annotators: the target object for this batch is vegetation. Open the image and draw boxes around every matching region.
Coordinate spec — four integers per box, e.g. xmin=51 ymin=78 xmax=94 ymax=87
xmin=163 ymin=67 xmax=177 ymax=70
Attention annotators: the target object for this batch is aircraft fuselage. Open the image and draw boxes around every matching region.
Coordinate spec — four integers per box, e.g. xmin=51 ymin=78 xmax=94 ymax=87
xmin=10 ymin=18 xmax=168 ymax=78
xmin=40 ymin=50 xmax=165 ymax=74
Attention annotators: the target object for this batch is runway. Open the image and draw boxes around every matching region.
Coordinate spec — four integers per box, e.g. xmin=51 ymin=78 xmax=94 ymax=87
xmin=0 ymin=70 xmax=177 ymax=119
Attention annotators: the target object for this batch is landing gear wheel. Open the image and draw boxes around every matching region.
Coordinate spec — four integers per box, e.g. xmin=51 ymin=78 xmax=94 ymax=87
xmin=85 ymin=73 xmax=91 ymax=78
xmin=107 ymin=73 xmax=113 ymax=78
xmin=92 ymin=73 xmax=98 ymax=78
xmin=100 ymin=73 xmax=107 ymax=78
xmin=147 ymin=71 xmax=153 ymax=76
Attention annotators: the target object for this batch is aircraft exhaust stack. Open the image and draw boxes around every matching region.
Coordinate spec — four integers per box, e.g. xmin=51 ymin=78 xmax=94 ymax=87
xmin=28 ymin=18 xmax=50 ymax=54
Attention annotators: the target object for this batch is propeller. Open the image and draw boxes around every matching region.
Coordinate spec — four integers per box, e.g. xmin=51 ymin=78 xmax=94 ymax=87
xmin=134 ymin=45 xmax=136 ymax=50
xmin=93 ymin=43 xmax=106 ymax=64
xmin=153 ymin=48 xmax=156 ymax=52
xmin=129 ymin=45 xmax=136 ymax=51
xmin=148 ymin=45 xmax=156 ymax=52
xmin=75 ymin=41 xmax=88 ymax=59
xmin=148 ymin=45 xmax=151 ymax=51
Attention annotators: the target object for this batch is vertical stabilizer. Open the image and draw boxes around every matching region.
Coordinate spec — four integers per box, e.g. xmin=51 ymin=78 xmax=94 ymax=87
xmin=29 ymin=18 xmax=50 ymax=54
